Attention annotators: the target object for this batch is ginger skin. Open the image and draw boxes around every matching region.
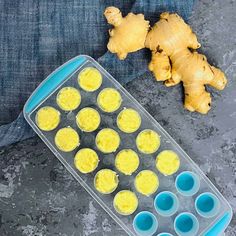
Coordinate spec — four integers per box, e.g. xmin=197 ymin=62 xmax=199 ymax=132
xmin=104 ymin=7 xmax=149 ymax=59
xmin=145 ymin=12 xmax=227 ymax=114
xmin=104 ymin=8 xmax=227 ymax=114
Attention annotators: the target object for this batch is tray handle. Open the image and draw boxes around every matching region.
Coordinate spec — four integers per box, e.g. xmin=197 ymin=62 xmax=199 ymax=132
xmin=204 ymin=211 xmax=232 ymax=236
xmin=24 ymin=55 xmax=86 ymax=114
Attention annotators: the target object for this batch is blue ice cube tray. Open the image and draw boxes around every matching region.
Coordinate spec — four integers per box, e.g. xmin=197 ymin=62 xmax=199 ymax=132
xmin=24 ymin=55 xmax=232 ymax=236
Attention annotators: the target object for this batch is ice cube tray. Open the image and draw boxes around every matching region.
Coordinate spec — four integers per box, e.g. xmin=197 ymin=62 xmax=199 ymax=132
xmin=24 ymin=55 xmax=232 ymax=236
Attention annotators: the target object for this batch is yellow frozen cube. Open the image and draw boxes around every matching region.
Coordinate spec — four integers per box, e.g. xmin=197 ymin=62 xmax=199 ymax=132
xmin=135 ymin=170 xmax=159 ymax=196
xmin=115 ymin=149 xmax=139 ymax=175
xmin=76 ymin=107 xmax=101 ymax=132
xmin=55 ymin=127 xmax=80 ymax=152
xmin=94 ymin=169 xmax=119 ymax=194
xmin=78 ymin=67 xmax=102 ymax=92
xmin=97 ymin=88 xmax=122 ymax=112
xmin=117 ymin=108 xmax=141 ymax=133
xmin=74 ymin=148 xmax=99 ymax=173
xmin=56 ymin=87 xmax=81 ymax=111
xmin=156 ymin=150 xmax=180 ymax=176
xmin=113 ymin=190 xmax=138 ymax=215
xmin=35 ymin=106 xmax=60 ymax=131
xmin=136 ymin=129 xmax=160 ymax=154
xmin=95 ymin=128 xmax=120 ymax=153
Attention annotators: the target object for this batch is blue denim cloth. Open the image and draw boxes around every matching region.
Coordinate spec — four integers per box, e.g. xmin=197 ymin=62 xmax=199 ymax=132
xmin=0 ymin=0 xmax=195 ymax=147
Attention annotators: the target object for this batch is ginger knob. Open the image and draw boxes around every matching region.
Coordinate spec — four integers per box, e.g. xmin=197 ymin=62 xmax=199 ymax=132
xmin=104 ymin=6 xmax=149 ymax=59
xmin=145 ymin=12 xmax=227 ymax=114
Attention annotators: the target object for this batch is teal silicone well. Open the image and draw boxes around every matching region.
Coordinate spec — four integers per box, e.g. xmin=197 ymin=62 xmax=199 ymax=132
xmin=133 ymin=211 xmax=158 ymax=236
xmin=195 ymin=192 xmax=220 ymax=218
xmin=174 ymin=212 xmax=199 ymax=236
xmin=157 ymin=233 xmax=173 ymax=236
xmin=154 ymin=191 xmax=179 ymax=217
xmin=175 ymin=171 xmax=200 ymax=196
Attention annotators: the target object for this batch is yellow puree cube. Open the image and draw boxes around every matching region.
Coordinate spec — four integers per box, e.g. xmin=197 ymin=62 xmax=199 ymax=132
xmin=136 ymin=129 xmax=160 ymax=154
xmin=74 ymin=148 xmax=99 ymax=173
xmin=78 ymin=67 xmax=102 ymax=92
xmin=56 ymin=87 xmax=81 ymax=111
xmin=156 ymin=150 xmax=180 ymax=176
xmin=55 ymin=127 xmax=80 ymax=152
xmin=115 ymin=149 xmax=139 ymax=175
xmin=94 ymin=169 xmax=119 ymax=194
xmin=35 ymin=106 xmax=60 ymax=131
xmin=95 ymin=128 xmax=120 ymax=153
xmin=135 ymin=170 xmax=159 ymax=196
xmin=113 ymin=190 xmax=138 ymax=215
xmin=97 ymin=88 xmax=122 ymax=112
xmin=117 ymin=108 xmax=141 ymax=133
xmin=76 ymin=107 xmax=101 ymax=132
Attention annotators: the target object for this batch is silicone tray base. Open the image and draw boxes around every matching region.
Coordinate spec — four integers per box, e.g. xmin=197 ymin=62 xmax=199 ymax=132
xmin=24 ymin=55 xmax=232 ymax=236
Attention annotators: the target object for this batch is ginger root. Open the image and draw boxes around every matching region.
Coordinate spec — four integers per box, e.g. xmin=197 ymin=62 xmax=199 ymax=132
xmin=104 ymin=8 xmax=227 ymax=114
xmin=145 ymin=12 xmax=227 ymax=114
xmin=104 ymin=7 xmax=149 ymax=59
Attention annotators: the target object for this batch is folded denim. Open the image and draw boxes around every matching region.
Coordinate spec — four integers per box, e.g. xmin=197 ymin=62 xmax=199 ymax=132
xmin=0 ymin=0 xmax=195 ymax=148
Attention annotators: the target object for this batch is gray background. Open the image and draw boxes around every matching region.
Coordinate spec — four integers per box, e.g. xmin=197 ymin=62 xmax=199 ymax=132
xmin=0 ymin=0 xmax=236 ymax=235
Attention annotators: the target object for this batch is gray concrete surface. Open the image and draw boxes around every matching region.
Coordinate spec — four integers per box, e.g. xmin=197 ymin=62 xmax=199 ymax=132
xmin=0 ymin=0 xmax=236 ymax=235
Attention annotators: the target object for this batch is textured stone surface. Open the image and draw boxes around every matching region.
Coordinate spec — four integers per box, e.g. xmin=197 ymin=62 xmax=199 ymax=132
xmin=0 ymin=0 xmax=236 ymax=235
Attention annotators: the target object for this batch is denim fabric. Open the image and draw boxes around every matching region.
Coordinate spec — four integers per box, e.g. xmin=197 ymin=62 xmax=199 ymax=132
xmin=0 ymin=0 xmax=195 ymax=147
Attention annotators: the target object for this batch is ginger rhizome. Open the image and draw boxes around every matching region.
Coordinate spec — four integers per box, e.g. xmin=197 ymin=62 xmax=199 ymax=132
xmin=104 ymin=6 xmax=149 ymax=59
xmin=145 ymin=12 xmax=227 ymax=114
xmin=104 ymin=8 xmax=227 ymax=114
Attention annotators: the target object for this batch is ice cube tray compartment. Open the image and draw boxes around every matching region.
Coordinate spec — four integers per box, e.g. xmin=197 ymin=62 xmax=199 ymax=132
xmin=24 ymin=55 xmax=232 ymax=236
xmin=154 ymin=191 xmax=179 ymax=217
